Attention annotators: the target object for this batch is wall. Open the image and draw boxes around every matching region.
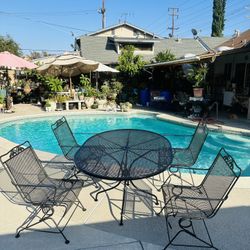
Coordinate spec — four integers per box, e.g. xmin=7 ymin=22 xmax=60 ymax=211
xmin=95 ymin=26 xmax=152 ymax=39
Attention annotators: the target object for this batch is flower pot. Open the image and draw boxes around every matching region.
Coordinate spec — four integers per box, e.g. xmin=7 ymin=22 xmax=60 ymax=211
xmin=84 ymin=97 xmax=95 ymax=109
xmin=96 ymin=98 xmax=107 ymax=109
xmin=79 ymin=95 xmax=84 ymax=100
xmin=193 ymin=88 xmax=203 ymax=98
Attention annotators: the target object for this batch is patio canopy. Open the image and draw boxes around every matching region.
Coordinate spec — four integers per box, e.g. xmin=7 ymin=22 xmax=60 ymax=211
xmin=94 ymin=63 xmax=119 ymax=73
xmin=36 ymin=54 xmax=99 ymax=95
xmin=145 ymin=52 xmax=218 ymax=68
xmin=36 ymin=54 xmax=99 ymax=77
xmin=0 ymin=51 xmax=37 ymax=69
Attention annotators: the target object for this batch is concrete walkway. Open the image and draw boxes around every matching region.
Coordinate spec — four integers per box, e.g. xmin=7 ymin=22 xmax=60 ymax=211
xmin=0 ymin=104 xmax=249 ymax=250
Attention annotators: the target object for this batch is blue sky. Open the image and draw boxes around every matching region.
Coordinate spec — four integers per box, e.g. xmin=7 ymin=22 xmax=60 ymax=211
xmin=0 ymin=0 xmax=249 ymax=54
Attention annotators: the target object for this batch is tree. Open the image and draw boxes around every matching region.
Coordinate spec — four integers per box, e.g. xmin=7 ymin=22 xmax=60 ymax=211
xmin=0 ymin=35 xmax=22 ymax=55
xmin=117 ymin=45 xmax=145 ymax=77
xmin=154 ymin=49 xmax=176 ymax=63
xmin=211 ymin=0 xmax=226 ymax=37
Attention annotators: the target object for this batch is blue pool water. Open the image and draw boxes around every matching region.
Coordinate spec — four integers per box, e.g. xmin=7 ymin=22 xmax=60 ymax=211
xmin=0 ymin=114 xmax=249 ymax=175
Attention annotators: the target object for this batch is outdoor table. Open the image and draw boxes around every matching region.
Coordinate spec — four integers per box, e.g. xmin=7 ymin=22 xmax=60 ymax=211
xmin=74 ymin=129 xmax=173 ymax=225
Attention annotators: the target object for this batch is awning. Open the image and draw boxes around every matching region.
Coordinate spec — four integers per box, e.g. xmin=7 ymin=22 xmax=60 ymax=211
xmin=145 ymin=52 xmax=218 ymax=68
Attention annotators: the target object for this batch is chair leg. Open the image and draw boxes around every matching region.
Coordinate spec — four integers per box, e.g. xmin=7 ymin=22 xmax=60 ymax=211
xmin=164 ymin=217 xmax=218 ymax=249
xmin=15 ymin=205 xmax=75 ymax=244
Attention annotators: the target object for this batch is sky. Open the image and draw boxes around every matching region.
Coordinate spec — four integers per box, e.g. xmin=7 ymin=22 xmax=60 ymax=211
xmin=0 ymin=0 xmax=249 ymax=54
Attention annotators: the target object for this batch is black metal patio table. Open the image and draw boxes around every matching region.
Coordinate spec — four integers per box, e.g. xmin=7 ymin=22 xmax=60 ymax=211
xmin=74 ymin=129 xmax=173 ymax=225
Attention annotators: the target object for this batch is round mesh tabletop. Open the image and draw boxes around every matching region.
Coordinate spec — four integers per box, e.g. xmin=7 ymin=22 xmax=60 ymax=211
xmin=74 ymin=129 xmax=173 ymax=181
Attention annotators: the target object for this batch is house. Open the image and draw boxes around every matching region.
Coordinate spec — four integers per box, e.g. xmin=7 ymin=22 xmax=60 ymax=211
xmin=212 ymin=39 xmax=250 ymax=118
xmin=75 ymin=22 xmax=227 ymax=65
xmin=212 ymin=30 xmax=250 ymax=95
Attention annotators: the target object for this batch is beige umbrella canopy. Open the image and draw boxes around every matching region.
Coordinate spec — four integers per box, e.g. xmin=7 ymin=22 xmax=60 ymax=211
xmin=93 ymin=63 xmax=119 ymax=89
xmin=36 ymin=54 xmax=99 ymax=93
xmin=93 ymin=63 xmax=119 ymax=73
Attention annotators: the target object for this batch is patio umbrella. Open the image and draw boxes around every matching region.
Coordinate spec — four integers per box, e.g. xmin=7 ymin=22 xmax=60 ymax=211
xmin=36 ymin=54 xmax=99 ymax=94
xmin=93 ymin=63 xmax=119 ymax=89
xmin=0 ymin=51 xmax=37 ymax=69
xmin=0 ymin=51 xmax=37 ymax=110
xmin=94 ymin=63 xmax=119 ymax=73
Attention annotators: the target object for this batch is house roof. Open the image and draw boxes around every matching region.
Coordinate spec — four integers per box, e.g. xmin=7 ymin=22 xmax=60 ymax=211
xmin=77 ymin=36 xmax=214 ymax=64
xmin=218 ymin=29 xmax=250 ymax=49
xmin=198 ymin=36 xmax=229 ymax=51
xmin=86 ymin=22 xmax=162 ymax=39
xmin=145 ymin=52 xmax=217 ymax=68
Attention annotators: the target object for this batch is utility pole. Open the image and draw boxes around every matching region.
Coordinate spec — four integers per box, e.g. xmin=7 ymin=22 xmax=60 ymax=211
xmin=168 ymin=8 xmax=179 ymax=37
xmin=98 ymin=0 xmax=106 ymax=29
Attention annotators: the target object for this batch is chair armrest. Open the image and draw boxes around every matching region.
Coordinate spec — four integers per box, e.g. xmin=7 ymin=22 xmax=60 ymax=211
xmin=169 ymin=165 xmax=209 ymax=173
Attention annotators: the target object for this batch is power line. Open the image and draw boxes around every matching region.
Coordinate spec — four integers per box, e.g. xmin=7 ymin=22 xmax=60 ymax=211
xmin=2 ymin=9 xmax=97 ymax=16
xmin=0 ymin=11 xmax=94 ymax=33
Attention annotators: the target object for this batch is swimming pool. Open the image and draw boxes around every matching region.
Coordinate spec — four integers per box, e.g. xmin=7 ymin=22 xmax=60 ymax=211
xmin=0 ymin=114 xmax=249 ymax=175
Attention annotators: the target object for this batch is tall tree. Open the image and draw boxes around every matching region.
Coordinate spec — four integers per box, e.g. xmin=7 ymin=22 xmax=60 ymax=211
xmin=0 ymin=35 xmax=22 ymax=55
xmin=211 ymin=0 xmax=226 ymax=37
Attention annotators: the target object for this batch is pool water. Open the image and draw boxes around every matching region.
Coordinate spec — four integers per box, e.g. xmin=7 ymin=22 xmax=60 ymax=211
xmin=0 ymin=114 xmax=249 ymax=175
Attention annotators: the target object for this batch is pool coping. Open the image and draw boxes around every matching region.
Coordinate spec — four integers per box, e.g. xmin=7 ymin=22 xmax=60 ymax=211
xmin=1 ymin=109 xmax=249 ymax=135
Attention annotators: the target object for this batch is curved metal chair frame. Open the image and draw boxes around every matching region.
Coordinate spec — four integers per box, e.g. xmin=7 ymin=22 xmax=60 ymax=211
xmin=171 ymin=121 xmax=208 ymax=167
xmin=51 ymin=116 xmax=99 ymax=186
xmin=0 ymin=141 xmax=86 ymax=244
xmin=51 ymin=116 xmax=80 ymax=162
xmin=150 ymin=121 xmax=209 ymax=189
xmin=158 ymin=148 xmax=241 ymax=249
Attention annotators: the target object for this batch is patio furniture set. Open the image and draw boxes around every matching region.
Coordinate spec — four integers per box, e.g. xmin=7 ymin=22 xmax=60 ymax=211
xmin=0 ymin=117 xmax=241 ymax=249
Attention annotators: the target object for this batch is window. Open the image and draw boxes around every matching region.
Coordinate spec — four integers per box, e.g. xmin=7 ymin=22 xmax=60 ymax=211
xmin=119 ymin=42 xmax=153 ymax=52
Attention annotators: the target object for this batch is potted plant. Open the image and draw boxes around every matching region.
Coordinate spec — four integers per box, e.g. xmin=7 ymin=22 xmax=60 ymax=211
xmin=56 ymin=95 xmax=68 ymax=110
xmin=78 ymin=92 xmax=84 ymax=100
xmin=120 ymin=102 xmax=132 ymax=112
xmin=186 ymin=63 xmax=208 ymax=97
xmin=80 ymin=74 xmax=97 ymax=108
xmin=44 ymin=100 xmax=52 ymax=112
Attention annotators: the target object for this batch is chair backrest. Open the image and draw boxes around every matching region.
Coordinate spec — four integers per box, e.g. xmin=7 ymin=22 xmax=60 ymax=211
xmin=0 ymin=141 xmax=52 ymax=204
xmin=201 ymin=148 xmax=241 ymax=218
xmin=51 ymin=116 xmax=79 ymax=161
xmin=188 ymin=121 xmax=208 ymax=161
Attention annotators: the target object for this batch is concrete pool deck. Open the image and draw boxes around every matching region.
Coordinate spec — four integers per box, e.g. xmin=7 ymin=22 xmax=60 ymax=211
xmin=0 ymin=104 xmax=250 ymax=250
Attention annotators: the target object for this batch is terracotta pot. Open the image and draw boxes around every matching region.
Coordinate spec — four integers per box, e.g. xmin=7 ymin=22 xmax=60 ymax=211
xmin=193 ymin=88 xmax=203 ymax=97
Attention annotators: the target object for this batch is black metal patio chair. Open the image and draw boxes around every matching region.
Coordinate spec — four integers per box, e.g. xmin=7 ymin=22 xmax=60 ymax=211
xmin=51 ymin=116 xmax=80 ymax=162
xmin=51 ymin=116 xmax=100 ymax=188
xmin=0 ymin=141 xmax=86 ymax=244
xmin=150 ymin=121 xmax=208 ymax=189
xmin=171 ymin=121 xmax=208 ymax=167
xmin=158 ymin=148 xmax=241 ymax=249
